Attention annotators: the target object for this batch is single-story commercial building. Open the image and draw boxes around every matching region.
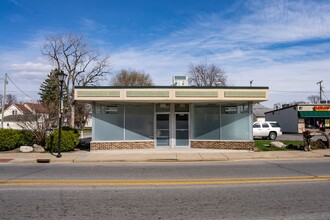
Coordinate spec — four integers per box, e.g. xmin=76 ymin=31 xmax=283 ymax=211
xmin=265 ymin=104 xmax=330 ymax=133
xmin=74 ymin=86 xmax=269 ymax=150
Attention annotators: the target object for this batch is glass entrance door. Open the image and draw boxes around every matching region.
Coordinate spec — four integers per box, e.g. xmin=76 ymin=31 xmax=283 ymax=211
xmin=176 ymin=114 xmax=189 ymax=146
xmin=156 ymin=114 xmax=170 ymax=146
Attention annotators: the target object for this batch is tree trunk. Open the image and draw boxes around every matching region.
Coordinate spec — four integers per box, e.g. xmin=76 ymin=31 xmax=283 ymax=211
xmin=70 ymin=102 xmax=75 ymax=128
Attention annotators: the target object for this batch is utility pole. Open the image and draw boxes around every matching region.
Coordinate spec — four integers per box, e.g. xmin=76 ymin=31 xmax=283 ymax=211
xmin=1 ymin=73 xmax=7 ymax=129
xmin=317 ymin=80 xmax=323 ymax=103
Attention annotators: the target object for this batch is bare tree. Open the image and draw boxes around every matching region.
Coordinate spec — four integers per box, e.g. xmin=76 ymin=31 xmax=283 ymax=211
xmin=6 ymin=94 xmax=17 ymax=105
xmin=111 ymin=69 xmax=154 ymax=86
xmin=42 ymin=33 xmax=111 ymax=128
xmin=188 ymin=63 xmax=227 ymax=86
xmin=74 ymin=102 xmax=92 ymax=130
xmin=0 ymin=93 xmax=18 ymax=108
xmin=307 ymin=95 xmax=320 ymax=104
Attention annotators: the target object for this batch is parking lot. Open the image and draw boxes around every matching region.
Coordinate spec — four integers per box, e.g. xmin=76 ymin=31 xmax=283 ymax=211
xmin=276 ymin=133 xmax=303 ymax=141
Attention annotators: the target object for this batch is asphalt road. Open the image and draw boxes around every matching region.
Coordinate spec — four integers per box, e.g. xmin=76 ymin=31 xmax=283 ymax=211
xmin=1 ymin=160 xmax=330 ymax=220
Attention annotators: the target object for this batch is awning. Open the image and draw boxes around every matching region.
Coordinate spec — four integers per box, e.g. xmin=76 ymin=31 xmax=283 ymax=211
xmin=74 ymin=86 xmax=269 ymax=103
xmin=299 ymin=111 xmax=330 ymax=117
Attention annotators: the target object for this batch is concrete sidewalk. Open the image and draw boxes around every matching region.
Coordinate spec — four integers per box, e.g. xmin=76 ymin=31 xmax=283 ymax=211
xmin=1 ymin=148 xmax=330 ymax=163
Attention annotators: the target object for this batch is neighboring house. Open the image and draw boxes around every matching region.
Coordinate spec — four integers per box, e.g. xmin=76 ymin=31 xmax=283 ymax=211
xmin=253 ymin=103 xmax=272 ymax=122
xmin=74 ymin=104 xmax=93 ymax=130
xmin=75 ymin=86 xmax=269 ymax=151
xmin=84 ymin=116 xmax=93 ymax=129
xmin=265 ymin=104 xmax=330 ymax=133
xmin=0 ymin=103 xmax=48 ymax=130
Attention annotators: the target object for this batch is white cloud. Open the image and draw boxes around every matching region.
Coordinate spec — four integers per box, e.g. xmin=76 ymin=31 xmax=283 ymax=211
xmin=0 ymin=46 xmax=51 ymax=81
xmin=220 ymin=0 xmax=330 ymax=45
xmin=0 ymin=34 xmax=53 ymax=102
xmin=10 ymin=62 xmax=51 ymax=73
xmin=108 ymin=0 xmax=330 ymax=108
xmin=80 ymin=18 xmax=109 ymax=34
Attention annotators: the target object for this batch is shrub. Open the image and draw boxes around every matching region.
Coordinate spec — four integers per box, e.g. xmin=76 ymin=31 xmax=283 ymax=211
xmin=45 ymin=128 xmax=79 ymax=152
xmin=17 ymin=130 xmax=35 ymax=147
xmin=0 ymin=129 xmax=35 ymax=151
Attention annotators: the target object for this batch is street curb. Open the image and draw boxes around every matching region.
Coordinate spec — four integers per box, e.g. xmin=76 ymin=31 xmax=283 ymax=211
xmin=1 ymin=150 xmax=330 ymax=164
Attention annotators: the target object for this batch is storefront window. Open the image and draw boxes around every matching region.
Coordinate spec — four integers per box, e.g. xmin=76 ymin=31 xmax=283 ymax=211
xmin=175 ymin=104 xmax=189 ymax=112
xmin=93 ymin=104 xmax=154 ymax=141
xmin=220 ymin=104 xmax=250 ymax=140
xmin=192 ymin=104 xmax=220 ymax=139
xmin=305 ymin=117 xmax=330 ymax=129
xmin=326 ymin=119 xmax=330 ymax=128
xmin=125 ymin=105 xmax=154 ymax=140
xmin=93 ymin=104 xmax=124 ymax=141
xmin=156 ymin=103 xmax=170 ymax=112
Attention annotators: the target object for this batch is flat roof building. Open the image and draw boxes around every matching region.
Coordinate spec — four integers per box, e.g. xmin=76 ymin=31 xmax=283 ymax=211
xmin=265 ymin=104 xmax=330 ymax=133
xmin=75 ymin=86 xmax=269 ymax=150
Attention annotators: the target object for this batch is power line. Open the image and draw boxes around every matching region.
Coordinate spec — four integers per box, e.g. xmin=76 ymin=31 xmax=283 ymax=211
xmin=270 ymin=90 xmax=321 ymax=93
xmin=6 ymin=76 xmax=37 ymax=101
xmin=4 ymin=90 xmax=39 ymax=93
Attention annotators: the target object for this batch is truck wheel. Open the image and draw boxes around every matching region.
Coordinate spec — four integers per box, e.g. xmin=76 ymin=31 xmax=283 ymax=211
xmin=269 ymin=132 xmax=277 ymax=140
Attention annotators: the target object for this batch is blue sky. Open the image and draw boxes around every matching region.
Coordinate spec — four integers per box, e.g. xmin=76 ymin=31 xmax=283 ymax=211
xmin=1 ymin=0 xmax=330 ymax=108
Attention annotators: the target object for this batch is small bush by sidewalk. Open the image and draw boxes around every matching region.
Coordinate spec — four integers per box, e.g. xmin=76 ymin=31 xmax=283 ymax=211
xmin=0 ymin=129 xmax=35 ymax=151
xmin=45 ymin=127 xmax=79 ymax=152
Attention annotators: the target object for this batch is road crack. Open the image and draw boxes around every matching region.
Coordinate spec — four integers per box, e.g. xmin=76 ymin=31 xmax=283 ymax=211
xmin=266 ymin=161 xmax=317 ymax=177
xmin=1 ymin=167 xmax=51 ymax=183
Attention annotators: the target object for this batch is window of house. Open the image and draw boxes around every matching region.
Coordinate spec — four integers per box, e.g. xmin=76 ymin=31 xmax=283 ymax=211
xmin=12 ymin=110 xmax=17 ymax=115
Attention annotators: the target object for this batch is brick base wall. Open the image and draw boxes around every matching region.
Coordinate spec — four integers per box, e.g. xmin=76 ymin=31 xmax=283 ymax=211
xmin=91 ymin=141 xmax=154 ymax=150
xmin=191 ymin=140 xmax=254 ymax=150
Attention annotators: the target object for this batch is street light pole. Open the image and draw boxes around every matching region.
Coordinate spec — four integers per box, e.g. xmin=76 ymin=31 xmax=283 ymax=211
xmin=57 ymin=70 xmax=67 ymax=158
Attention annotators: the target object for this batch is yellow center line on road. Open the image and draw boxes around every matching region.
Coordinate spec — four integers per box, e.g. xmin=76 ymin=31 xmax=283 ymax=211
xmin=1 ymin=176 xmax=330 ymax=186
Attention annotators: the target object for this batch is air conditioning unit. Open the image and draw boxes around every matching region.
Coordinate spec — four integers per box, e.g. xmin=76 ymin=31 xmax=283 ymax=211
xmin=172 ymin=76 xmax=188 ymax=86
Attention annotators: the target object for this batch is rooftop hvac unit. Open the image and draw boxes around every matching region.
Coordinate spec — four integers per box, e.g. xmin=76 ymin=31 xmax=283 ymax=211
xmin=172 ymin=75 xmax=188 ymax=86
